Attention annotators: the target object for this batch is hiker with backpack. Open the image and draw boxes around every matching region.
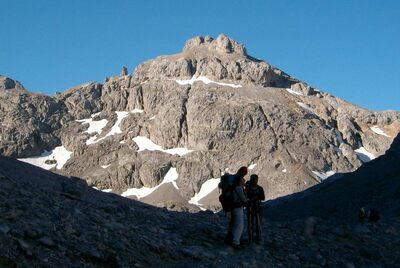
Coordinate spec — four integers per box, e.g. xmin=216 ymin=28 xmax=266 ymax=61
xmin=245 ymin=174 xmax=265 ymax=244
xmin=219 ymin=166 xmax=249 ymax=248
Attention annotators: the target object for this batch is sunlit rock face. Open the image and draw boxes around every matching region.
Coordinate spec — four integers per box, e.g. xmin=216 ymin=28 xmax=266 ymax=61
xmin=1 ymin=35 xmax=399 ymax=211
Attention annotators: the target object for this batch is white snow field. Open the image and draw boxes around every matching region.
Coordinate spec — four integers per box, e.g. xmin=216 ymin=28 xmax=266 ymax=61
xmin=176 ymin=76 xmax=242 ymax=88
xmin=76 ymin=118 xmax=109 ymax=135
xmin=79 ymin=111 xmax=140 ymax=145
xmin=121 ymin=167 xmax=179 ymax=199
xmin=286 ymin=88 xmax=303 ymax=96
xmin=101 ymin=111 xmax=129 ymax=138
xmin=312 ymin=170 xmax=336 ymax=180
xmin=76 ymin=115 xmax=109 ymax=145
xmin=355 ymin=147 xmax=376 ymax=163
xmin=132 ymin=136 xmax=194 ymax=156
xmin=18 ymin=145 xmax=73 ymax=170
xmin=370 ymin=126 xmax=391 ymax=137
xmin=188 ymin=178 xmax=220 ymax=209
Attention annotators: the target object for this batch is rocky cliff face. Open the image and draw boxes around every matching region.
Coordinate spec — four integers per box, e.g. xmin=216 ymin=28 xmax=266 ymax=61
xmin=1 ymin=34 xmax=399 ymax=211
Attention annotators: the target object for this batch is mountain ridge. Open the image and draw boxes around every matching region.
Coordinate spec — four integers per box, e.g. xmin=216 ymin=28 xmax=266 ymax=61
xmin=1 ymin=34 xmax=399 ymax=211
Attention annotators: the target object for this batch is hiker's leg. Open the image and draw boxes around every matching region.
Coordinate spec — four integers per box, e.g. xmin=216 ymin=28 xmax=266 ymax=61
xmin=247 ymin=207 xmax=252 ymax=243
xmin=253 ymin=211 xmax=258 ymax=239
xmin=232 ymin=207 xmax=244 ymax=246
xmin=256 ymin=210 xmax=262 ymax=243
xmin=225 ymin=212 xmax=233 ymax=243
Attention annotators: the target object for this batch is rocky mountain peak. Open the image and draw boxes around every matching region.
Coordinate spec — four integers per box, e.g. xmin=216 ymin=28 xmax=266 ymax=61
xmin=0 ymin=75 xmax=26 ymax=92
xmin=133 ymin=34 xmax=292 ymax=87
xmin=1 ymin=36 xmax=400 ymax=214
xmin=182 ymin=34 xmax=247 ymax=56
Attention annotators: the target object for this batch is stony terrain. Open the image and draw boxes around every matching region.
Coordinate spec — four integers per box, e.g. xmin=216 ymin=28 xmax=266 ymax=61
xmin=1 ymin=34 xmax=399 ymax=211
xmin=0 ymin=134 xmax=399 ymax=267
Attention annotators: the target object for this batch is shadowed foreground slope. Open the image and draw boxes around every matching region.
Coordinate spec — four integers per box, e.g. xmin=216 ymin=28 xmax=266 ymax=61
xmin=1 ymin=135 xmax=400 ymax=267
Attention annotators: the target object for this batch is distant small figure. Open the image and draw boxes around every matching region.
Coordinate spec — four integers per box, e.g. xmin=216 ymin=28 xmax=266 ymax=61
xmin=245 ymin=174 xmax=265 ymax=244
xmin=120 ymin=66 xmax=128 ymax=76
xmin=358 ymin=207 xmax=366 ymax=224
xmin=359 ymin=207 xmax=380 ymax=224
xmin=368 ymin=208 xmax=380 ymax=223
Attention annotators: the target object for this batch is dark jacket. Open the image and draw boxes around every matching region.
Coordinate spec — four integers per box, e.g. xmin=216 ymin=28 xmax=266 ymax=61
xmin=232 ymin=185 xmax=248 ymax=207
xmin=245 ymin=183 xmax=265 ymax=204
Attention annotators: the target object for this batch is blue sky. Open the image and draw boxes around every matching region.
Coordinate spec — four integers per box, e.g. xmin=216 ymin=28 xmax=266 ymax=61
xmin=1 ymin=0 xmax=399 ymax=111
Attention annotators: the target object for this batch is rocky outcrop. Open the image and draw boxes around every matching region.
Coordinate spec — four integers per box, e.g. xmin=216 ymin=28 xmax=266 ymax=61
xmin=0 ymin=78 xmax=70 ymax=157
xmin=55 ymin=82 xmax=103 ymax=119
xmin=0 ymin=75 xmax=26 ymax=92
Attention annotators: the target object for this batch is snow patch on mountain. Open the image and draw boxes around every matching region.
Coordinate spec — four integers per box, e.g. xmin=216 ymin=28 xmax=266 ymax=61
xmin=286 ymin=88 xmax=303 ymax=96
xmin=18 ymin=146 xmax=73 ymax=170
xmin=355 ymin=147 xmax=376 ymax=163
xmin=296 ymin=102 xmax=315 ymax=114
xmin=370 ymin=126 xmax=390 ymax=137
xmin=101 ymin=189 xmax=112 ymax=193
xmin=188 ymin=178 xmax=220 ymax=209
xmin=131 ymin=109 xmax=144 ymax=114
xmin=248 ymin=163 xmax=257 ymax=170
xmin=121 ymin=186 xmax=155 ymax=199
xmin=88 ymin=111 xmax=130 ymax=144
xmin=312 ymin=170 xmax=335 ymax=180
xmin=121 ymin=167 xmax=179 ymax=198
xmin=104 ymin=111 xmax=129 ymax=137
xmin=76 ymin=116 xmax=108 ymax=136
xmin=176 ymin=76 xmax=242 ymax=88
xmin=101 ymin=165 xmax=110 ymax=169
xmin=163 ymin=168 xmax=179 ymax=190
xmin=133 ymin=136 xmax=194 ymax=156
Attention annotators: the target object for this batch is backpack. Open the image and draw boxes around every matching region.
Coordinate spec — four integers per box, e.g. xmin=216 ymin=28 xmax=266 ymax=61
xmin=218 ymin=173 xmax=236 ymax=212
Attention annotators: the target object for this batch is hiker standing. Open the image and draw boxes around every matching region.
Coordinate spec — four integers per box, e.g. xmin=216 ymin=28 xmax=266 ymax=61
xmin=231 ymin=172 xmax=249 ymax=248
xmin=219 ymin=166 xmax=248 ymax=246
xmin=245 ymin=174 xmax=265 ymax=244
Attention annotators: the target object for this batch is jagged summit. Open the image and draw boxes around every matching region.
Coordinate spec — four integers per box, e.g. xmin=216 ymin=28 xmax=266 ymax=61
xmin=182 ymin=34 xmax=247 ymax=56
xmin=0 ymin=75 xmax=26 ymax=92
xmin=133 ymin=34 xmax=294 ymax=88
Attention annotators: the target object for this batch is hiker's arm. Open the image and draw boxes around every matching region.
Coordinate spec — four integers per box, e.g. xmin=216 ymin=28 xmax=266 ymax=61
xmin=259 ymin=187 xmax=265 ymax=201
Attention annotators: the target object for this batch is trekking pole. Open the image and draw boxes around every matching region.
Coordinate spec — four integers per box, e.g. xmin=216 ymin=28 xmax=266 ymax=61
xmin=256 ymin=204 xmax=262 ymax=243
xmin=248 ymin=204 xmax=253 ymax=243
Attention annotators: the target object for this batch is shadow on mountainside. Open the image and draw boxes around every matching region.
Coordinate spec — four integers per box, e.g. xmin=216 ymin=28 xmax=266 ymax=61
xmin=1 ymin=134 xmax=400 ymax=267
